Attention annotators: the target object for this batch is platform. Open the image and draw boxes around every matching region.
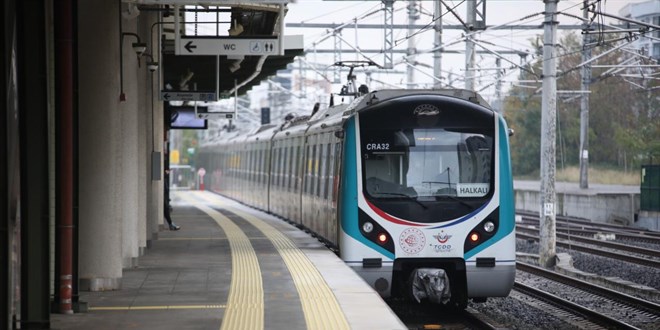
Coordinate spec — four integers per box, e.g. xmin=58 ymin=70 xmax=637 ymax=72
xmin=51 ymin=191 xmax=405 ymax=330
xmin=514 ymin=180 xmax=641 ymax=227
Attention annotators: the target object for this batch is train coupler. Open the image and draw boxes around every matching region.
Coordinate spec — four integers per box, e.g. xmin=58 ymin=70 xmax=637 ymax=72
xmin=409 ymin=268 xmax=451 ymax=304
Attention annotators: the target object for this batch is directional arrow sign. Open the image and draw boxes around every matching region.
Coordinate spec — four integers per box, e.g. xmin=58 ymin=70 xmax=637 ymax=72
xmin=160 ymin=91 xmax=217 ymax=102
xmin=183 ymin=41 xmax=197 ymax=53
xmin=176 ymin=37 xmax=280 ymax=56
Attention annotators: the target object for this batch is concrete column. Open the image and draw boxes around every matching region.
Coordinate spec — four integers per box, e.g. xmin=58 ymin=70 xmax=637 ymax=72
xmin=146 ymin=12 xmax=165 ymax=245
xmin=120 ymin=15 xmax=140 ymax=269
xmin=137 ymin=20 xmax=148 ymax=257
xmin=78 ymin=0 xmax=122 ymax=290
xmin=138 ymin=12 xmax=159 ymax=253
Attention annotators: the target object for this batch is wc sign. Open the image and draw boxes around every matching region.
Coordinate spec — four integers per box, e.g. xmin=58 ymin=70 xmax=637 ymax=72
xmin=176 ymin=37 xmax=280 ymax=56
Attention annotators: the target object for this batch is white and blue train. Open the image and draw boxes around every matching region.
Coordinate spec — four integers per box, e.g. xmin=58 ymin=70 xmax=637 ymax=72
xmin=198 ymin=89 xmax=515 ymax=308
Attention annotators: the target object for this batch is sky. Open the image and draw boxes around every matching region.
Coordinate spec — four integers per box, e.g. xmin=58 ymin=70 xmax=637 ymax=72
xmin=200 ymin=0 xmax=651 ymax=126
xmin=268 ymin=0 xmax=645 ymax=102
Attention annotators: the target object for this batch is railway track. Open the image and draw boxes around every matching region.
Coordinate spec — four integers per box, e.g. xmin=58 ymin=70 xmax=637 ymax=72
xmin=517 ymin=219 xmax=660 ymax=246
xmin=516 ymin=211 xmax=660 ymax=242
xmin=516 ymin=231 xmax=660 ymax=269
xmin=386 ymin=298 xmax=500 ymax=329
xmin=516 ymin=261 xmax=660 ymax=330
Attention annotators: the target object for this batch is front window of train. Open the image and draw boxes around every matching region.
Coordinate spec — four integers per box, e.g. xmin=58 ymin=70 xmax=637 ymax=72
xmin=360 ymin=101 xmax=494 ymax=223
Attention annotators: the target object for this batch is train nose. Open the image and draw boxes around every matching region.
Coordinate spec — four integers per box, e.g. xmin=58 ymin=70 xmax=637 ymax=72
xmin=409 ymin=268 xmax=451 ymax=304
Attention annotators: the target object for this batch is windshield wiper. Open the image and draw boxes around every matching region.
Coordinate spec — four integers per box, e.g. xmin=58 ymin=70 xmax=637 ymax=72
xmin=435 ymin=194 xmax=475 ymax=210
xmin=371 ymin=192 xmax=427 ymax=209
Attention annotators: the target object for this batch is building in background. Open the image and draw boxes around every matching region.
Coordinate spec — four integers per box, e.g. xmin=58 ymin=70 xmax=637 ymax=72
xmin=620 ymin=0 xmax=660 ymax=60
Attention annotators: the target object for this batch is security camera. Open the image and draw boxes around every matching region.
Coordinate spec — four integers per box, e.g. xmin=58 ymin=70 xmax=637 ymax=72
xmin=147 ymin=61 xmax=159 ymax=72
xmin=132 ymin=42 xmax=147 ymax=56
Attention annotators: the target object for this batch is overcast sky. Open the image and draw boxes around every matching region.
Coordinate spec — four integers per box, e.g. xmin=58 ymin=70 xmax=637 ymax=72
xmin=278 ymin=0 xmax=646 ymax=97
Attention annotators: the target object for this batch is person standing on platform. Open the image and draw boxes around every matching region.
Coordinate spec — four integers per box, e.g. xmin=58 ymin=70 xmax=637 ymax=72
xmin=164 ymin=169 xmax=180 ymax=231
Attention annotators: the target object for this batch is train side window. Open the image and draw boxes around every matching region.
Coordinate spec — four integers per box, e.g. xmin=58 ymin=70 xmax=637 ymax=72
xmin=283 ymin=144 xmax=290 ymax=190
xmin=317 ymin=143 xmax=325 ymax=198
xmin=304 ymin=144 xmax=311 ymax=194
xmin=287 ymin=144 xmax=294 ymax=191
xmin=294 ymin=144 xmax=301 ymax=192
xmin=310 ymin=144 xmax=318 ymax=195
xmin=272 ymin=146 xmax=278 ymax=187
xmin=278 ymin=145 xmax=283 ymax=188
xmin=332 ymin=142 xmax=342 ymax=202
xmin=322 ymin=143 xmax=330 ymax=199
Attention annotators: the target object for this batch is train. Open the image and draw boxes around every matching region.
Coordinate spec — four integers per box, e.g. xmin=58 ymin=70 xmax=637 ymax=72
xmin=198 ymin=88 xmax=516 ymax=308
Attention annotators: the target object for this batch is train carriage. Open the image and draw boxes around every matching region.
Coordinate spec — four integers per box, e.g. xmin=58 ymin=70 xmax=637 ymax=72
xmin=198 ymin=88 xmax=515 ymax=309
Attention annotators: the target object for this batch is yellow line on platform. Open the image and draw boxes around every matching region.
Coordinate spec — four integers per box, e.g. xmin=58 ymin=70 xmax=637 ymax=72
xmin=90 ymin=304 xmax=226 ymax=311
xmin=179 ymin=193 xmax=264 ymax=330
xmin=193 ymin=191 xmax=350 ymax=330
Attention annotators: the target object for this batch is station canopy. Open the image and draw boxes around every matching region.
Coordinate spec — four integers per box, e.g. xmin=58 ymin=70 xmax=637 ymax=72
xmin=132 ymin=0 xmax=303 ymax=98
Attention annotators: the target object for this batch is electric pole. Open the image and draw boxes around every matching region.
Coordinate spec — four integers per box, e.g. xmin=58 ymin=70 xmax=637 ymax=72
xmin=407 ymin=1 xmax=419 ymax=88
xmin=579 ymin=0 xmax=591 ymax=189
xmin=383 ymin=0 xmax=394 ymax=69
xmin=495 ymin=58 xmax=502 ymax=113
xmin=433 ymin=1 xmax=443 ymax=89
xmin=540 ymin=0 xmax=559 ymax=268
xmin=465 ymin=0 xmax=477 ymax=91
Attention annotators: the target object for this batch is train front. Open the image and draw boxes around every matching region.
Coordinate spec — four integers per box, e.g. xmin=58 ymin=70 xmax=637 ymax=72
xmin=338 ymin=91 xmax=515 ymax=308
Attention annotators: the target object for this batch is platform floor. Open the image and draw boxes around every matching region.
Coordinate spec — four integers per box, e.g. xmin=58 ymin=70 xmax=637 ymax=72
xmin=51 ymin=191 xmax=405 ymax=330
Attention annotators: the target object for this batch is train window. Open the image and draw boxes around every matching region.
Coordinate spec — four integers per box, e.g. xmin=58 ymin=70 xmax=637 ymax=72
xmin=293 ymin=145 xmax=300 ymax=192
xmin=332 ymin=142 xmax=341 ymax=203
xmin=311 ymin=144 xmax=318 ymax=196
xmin=317 ymin=143 xmax=326 ymax=198
xmin=363 ymin=128 xmax=493 ymax=199
xmin=324 ymin=143 xmax=332 ymax=199
xmin=277 ymin=147 xmax=284 ymax=187
xmin=282 ymin=146 xmax=289 ymax=188
xmin=304 ymin=145 xmax=311 ymax=194
xmin=288 ymin=144 xmax=294 ymax=190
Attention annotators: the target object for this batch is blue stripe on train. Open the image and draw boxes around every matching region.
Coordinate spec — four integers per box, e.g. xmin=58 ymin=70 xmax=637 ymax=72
xmin=464 ymin=115 xmax=515 ymax=260
xmin=340 ymin=117 xmax=395 ymax=260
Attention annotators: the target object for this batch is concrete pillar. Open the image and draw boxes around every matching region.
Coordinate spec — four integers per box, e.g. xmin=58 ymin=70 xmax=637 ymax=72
xmin=78 ymin=0 xmax=122 ymax=290
xmin=120 ymin=15 xmax=140 ymax=269
xmin=145 ymin=11 xmax=165 ymax=245
xmin=137 ymin=21 xmax=148 ymax=257
xmin=138 ymin=12 xmax=159 ymax=253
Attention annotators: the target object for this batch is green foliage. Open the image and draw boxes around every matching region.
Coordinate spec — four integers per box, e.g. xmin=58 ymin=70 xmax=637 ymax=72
xmin=504 ymin=31 xmax=660 ymax=176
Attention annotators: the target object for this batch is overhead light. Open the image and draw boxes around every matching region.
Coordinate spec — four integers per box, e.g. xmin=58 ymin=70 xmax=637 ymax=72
xmin=228 ymin=19 xmax=244 ymax=36
xmin=122 ymin=3 xmax=140 ymax=20
xmin=229 ymin=60 xmax=241 ymax=73
xmin=132 ymin=42 xmax=147 ymax=56
xmin=147 ymin=61 xmax=159 ymax=73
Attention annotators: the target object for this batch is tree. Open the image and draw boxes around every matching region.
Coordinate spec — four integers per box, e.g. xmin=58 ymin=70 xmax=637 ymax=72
xmin=504 ymin=31 xmax=660 ymax=176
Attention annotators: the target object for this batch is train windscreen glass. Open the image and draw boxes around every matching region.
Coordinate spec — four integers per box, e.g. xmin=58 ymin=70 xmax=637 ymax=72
xmin=363 ymin=128 xmax=493 ymax=200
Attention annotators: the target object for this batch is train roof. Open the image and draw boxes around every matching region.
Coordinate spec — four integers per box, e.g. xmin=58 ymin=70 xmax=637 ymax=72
xmin=350 ymin=89 xmax=493 ymax=113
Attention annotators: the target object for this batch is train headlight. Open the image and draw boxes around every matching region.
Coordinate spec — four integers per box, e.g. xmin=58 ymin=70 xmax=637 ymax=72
xmin=362 ymin=222 xmax=374 ymax=233
xmin=483 ymin=221 xmax=495 ymax=233
xmin=469 ymin=232 xmax=480 ymax=243
xmin=377 ymin=233 xmax=388 ymax=244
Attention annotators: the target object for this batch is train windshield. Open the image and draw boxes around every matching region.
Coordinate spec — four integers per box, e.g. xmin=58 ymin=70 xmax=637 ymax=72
xmin=363 ymin=128 xmax=492 ymax=199
xmin=362 ymin=125 xmax=493 ymax=222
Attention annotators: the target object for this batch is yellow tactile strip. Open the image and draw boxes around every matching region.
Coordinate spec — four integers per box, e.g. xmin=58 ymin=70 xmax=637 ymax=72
xmin=179 ymin=194 xmax=264 ymax=330
xmin=192 ymin=191 xmax=350 ymax=330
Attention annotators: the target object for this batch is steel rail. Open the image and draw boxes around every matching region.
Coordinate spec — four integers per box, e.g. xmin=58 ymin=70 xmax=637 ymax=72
xmin=516 ymin=226 xmax=660 ymax=258
xmin=517 ymin=262 xmax=660 ymax=315
xmin=513 ymin=282 xmax=641 ymax=330
xmin=516 ymin=232 xmax=660 ymax=269
xmin=462 ymin=308 xmax=498 ymax=330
